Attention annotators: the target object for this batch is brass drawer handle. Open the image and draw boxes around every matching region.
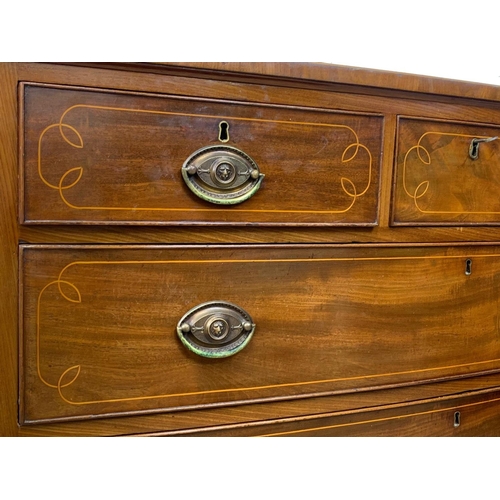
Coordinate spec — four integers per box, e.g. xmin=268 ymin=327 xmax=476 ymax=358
xmin=177 ymin=301 xmax=256 ymax=358
xmin=182 ymin=145 xmax=264 ymax=204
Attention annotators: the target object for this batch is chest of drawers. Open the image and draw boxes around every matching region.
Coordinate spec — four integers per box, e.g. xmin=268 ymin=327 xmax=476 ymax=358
xmin=2 ymin=62 xmax=500 ymax=436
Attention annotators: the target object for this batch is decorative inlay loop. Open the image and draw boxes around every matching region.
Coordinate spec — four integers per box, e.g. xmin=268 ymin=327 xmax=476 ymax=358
xmin=34 ymin=254 xmax=500 ymax=408
xmin=402 ymin=131 xmax=500 ymax=215
xmin=36 ymin=104 xmax=374 ymax=215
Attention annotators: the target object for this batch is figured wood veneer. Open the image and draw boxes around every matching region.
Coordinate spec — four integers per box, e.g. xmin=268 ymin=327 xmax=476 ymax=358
xmin=3 ymin=63 xmax=500 ymax=436
xmin=393 ymin=117 xmax=500 ymax=225
xmin=22 ymin=84 xmax=382 ymax=226
xmin=21 ymin=244 xmax=500 ymax=424
xmin=165 ymin=387 xmax=500 ymax=437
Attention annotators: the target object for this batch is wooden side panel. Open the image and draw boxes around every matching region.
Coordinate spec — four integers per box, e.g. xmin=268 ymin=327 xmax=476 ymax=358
xmin=0 ymin=63 xmax=20 ymax=436
xmin=393 ymin=117 xmax=500 ymax=225
xmin=21 ymin=84 xmax=383 ymax=226
xmin=21 ymin=244 xmax=500 ymax=424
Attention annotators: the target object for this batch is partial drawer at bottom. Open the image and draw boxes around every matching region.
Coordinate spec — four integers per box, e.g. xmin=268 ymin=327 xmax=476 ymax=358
xmin=20 ymin=244 xmax=500 ymax=427
xmin=167 ymin=388 xmax=500 ymax=436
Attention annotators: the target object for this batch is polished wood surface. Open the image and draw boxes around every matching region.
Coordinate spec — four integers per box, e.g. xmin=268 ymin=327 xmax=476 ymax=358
xmin=394 ymin=117 xmax=500 ymax=225
xmin=21 ymin=244 xmax=500 ymax=424
xmin=67 ymin=62 xmax=500 ymax=102
xmin=22 ymin=83 xmax=382 ymax=225
xmin=10 ymin=61 xmax=500 ymax=243
xmin=166 ymin=387 xmax=500 ymax=437
xmin=0 ymin=63 xmax=20 ymax=436
xmin=2 ymin=62 xmax=500 ymax=436
xmin=17 ymin=373 xmax=500 ymax=436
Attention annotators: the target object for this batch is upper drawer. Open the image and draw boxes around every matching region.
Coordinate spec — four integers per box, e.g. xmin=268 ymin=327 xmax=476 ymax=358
xmin=393 ymin=116 xmax=500 ymax=225
xmin=20 ymin=83 xmax=383 ymax=226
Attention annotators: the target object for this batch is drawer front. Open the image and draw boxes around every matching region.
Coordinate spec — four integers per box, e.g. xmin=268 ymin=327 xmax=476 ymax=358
xmin=176 ymin=390 xmax=500 ymax=436
xmin=21 ymin=83 xmax=382 ymax=226
xmin=20 ymin=244 xmax=500 ymax=424
xmin=393 ymin=117 xmax=500 ymax=225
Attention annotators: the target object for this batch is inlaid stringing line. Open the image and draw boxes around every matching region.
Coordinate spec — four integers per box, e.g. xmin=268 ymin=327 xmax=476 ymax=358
xmin=403 ymin=131 xmax=500 ymax=215
xmin=36 ymin=104 xmax=374 ymax=214
xmin=34 ymin=253 xmax=500 ymax=406
xmin=259 ymin=396 xmax=500 ymax=436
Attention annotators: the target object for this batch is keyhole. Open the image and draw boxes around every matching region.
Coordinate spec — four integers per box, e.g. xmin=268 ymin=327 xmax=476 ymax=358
xmin=470 ymin=141 xmax=480 ymax=160
xmin=454 ymin=411 xmax=461 ymax=428
xmin=465 ymin=259 xmax=472 ymax=276
xmin=219 ymin=121 xmax=229 ymax=142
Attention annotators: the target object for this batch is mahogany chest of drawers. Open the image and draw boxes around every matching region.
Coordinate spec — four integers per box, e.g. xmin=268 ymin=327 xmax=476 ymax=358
xmin=2 ymin=62 xmax=500 ymax=436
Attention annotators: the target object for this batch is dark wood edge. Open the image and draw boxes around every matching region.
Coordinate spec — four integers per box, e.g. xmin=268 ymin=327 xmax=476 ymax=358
xmin=18 ymin=245 xmax=24 ymax=427
xmin=21 ymin=220 xmax=380 ymax=227
xmin=392 ymin=222 xmax=500 ymax=227
xmin=21 ymin=368 xmax=500 ymax=427
xmin=374 ymin=115 xmax=385 ymax=226
xmin=128 ymin=384 xmax=500 ymax=436
xmin=388 ymin=116 xmax=399 ymax=227
xmin=21 ymin=81 xmax=385 ymax=117
xmin=57 ymin=62 xmax=500 ymax=103
xmin=0 ymin=64 xmax=20 ymax=436
xmin=19 ymin=241 xmax=500 ymax=250
xmin=397 ymin=114 xmax=500 ymax=128
xmin=390 ymin=114 xmax=405 ymax=227
xmin=18 ymin=82 xmax=25 ymax=225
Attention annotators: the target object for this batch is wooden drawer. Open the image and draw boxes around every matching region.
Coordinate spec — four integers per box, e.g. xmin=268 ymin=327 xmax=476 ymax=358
xmin=5 ymin=62 xmax=500 ymax=437
xmin=20 ymin=244 xmax=500 ymax=425
xmin=174 ymin=388 xmax=500 ymax=436
xmin=393 ymin=116 xmax=500 ymax=225
xmin=20 ymin=83 xmax=383 ymax=226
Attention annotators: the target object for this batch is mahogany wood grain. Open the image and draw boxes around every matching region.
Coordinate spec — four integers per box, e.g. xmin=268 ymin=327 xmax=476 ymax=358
xmin=15 ymin=63 xmax=500 ymax=241
xmin=3 ymin=62 xmax=500 ymax=436
xmin=161 ymin=63 xmax=500 ymax=102
xmin=167 ymin=387 xmax=500 ymax=437
xmin=393 ymin=116 xmax=500 ymax=225
xmin=21 ymin=244 xmax=500 ymax=424
xmin=67 ymin=62 xmax=500 ymax=103
xmin=0 ymin=63 xmax=20 ymax=436
xmin=21 ymin=83 xmax=382 ymax=226
xmin=18 ymin=224 xmax=500 ymax=246
xmin=16 ymin=63 xmax=500 ymax=123
xmin=14 ymin=372 xmax=500 ymax=436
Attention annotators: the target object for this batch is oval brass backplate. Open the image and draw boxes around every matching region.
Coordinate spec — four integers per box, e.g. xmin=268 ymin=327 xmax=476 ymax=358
xmin=177 ymin=301 xmax=256 ymax=358
xmin=181 ymin=145 xmax=264 ymax=205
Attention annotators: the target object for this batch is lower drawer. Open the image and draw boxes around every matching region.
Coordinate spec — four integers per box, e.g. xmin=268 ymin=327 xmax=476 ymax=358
xmin=20 ymin=244 xmax=500 ymax=425
xmin=169 ymin=388 xmax=500 ymax=436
